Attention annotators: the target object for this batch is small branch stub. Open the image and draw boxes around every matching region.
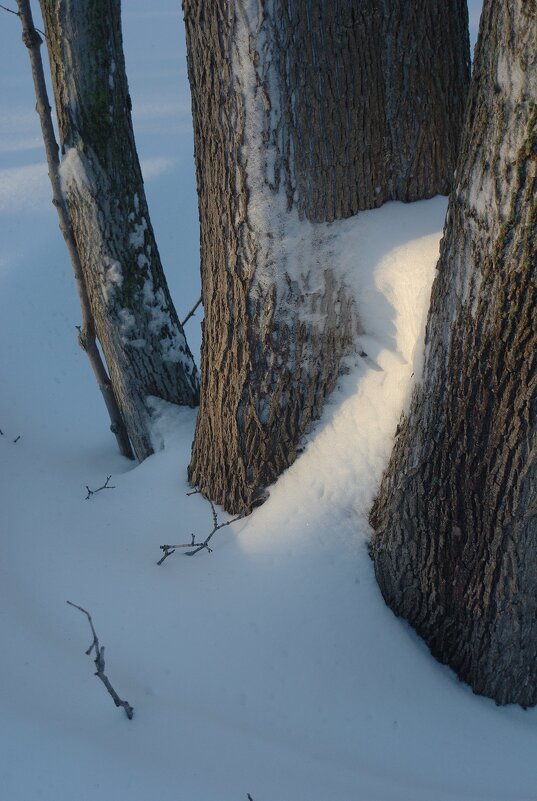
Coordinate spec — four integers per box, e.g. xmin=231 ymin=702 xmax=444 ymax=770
xmin=0 ymin=2 xmax=47 ymax=37
xmin=181 ymin=296 xmax=202 ymax=327
xmin=67 ymin=601 xmax=134 ymax=720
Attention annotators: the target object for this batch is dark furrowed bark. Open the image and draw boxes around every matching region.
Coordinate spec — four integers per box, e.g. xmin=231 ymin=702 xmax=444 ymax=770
xmin=41 ymin=0 xmax=199 ymax=460
xmin=370 ymin=0 xmax=537 ymax=707
xmin=16 ymin=0 xmax=134 ymax=458
xmin=185 ymin=0 xmax=470 ymax=513
xmin=266 ymin=0 xmax=470 ymax=221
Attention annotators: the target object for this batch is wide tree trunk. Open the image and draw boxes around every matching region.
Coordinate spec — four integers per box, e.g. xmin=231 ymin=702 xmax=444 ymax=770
xmin=370 ymin=0 xmax=537 ymax=707
xmin=185 ymin=0 xmax=470 ymax=513
xmin=40 ymin=0 xmax=199 ymax=461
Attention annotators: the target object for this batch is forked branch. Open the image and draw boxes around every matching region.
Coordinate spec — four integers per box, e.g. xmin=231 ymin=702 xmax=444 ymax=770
xmin=67 ymin=601 xmax=134 ymax=720
xmin=158 ymin=491 xmax=242 ymax=564
xmin=85 ymin=475 xmax=115 ymax=500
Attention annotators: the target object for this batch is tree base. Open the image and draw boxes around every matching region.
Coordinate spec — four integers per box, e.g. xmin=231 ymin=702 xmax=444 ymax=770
xmin=371 ymin=540 xmax=537 ymax=708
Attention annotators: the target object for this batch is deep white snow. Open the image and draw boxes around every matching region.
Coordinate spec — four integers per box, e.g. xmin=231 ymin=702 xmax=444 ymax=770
xmin=4 ymin=2 xmax=537 ymax=801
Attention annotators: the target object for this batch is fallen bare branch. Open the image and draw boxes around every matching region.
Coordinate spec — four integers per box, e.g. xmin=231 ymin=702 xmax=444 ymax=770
xmin=158 ymin=492 xmax=242 ymax=564
xmin=67 ymin=601 xmax=134 ymax=720
xmin=181 ymin=296 xmax=202 ymax=327
xmin=85 ymin=475 xmax=115 ymax=500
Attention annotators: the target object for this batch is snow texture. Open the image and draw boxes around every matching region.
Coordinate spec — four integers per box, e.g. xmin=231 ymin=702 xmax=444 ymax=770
xmin=59 ymin=146 xmax=91 ymax=195
xmin=4 ymin=3 xmax=537 ymax=801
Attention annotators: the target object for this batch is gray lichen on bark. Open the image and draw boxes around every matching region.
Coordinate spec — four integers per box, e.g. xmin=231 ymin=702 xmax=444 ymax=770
xmin=370 ymin=0 xmax=537 ymax=707
xmin=41 ymin=0 xmax=199 ymax=460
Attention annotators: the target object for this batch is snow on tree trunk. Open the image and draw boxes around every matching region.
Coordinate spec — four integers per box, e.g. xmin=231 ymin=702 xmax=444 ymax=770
xmin=185 ymin=0 xmax=470 ymax=514
xmin=370 ymin=0 xmax=537 ymax=707
xmin=40 ymin=0 xmax=199 ymax=461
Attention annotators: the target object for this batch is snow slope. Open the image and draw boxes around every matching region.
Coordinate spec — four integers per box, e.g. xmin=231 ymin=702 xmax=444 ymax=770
xmin=3 ymin=2 xmax=537 ymax=801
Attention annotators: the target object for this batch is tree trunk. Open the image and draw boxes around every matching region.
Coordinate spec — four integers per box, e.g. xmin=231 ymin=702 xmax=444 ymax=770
xmin=16 ymin=0 xmax=133 ymax=459
xmin=40 ymin=0 xmax=199 ymax=461
xmin=370 ymin=0 xmax=537 ymax=707
xmin=184 ymin=0 xmax=470 ymax=514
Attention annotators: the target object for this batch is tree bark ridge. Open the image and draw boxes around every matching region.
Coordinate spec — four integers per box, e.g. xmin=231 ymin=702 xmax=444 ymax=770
xmin=17 ymin=0 xmax=133 ymax=458
xmin=185 ymin=0 xmax=470 ymax=513
xmin=41 ymin=0 xmax=199 ymax=461
xmin=370 ymin=0 xmax=537 ymax=707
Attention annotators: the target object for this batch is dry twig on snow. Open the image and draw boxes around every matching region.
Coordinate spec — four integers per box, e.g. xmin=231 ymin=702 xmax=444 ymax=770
xmin=158 ymin=490 xmax=242 ymax=564
xmin=85 ymin=475 xmax=115 ymax=500
xmin=67 ymin=601 xmax=134 ymax=720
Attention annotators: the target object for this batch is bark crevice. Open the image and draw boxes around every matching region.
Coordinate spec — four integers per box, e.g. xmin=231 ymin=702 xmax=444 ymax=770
xmin=370 ymin=0 xmax=537 ymax=707
xmin=185 ymin=0 xmax=470 ymax=513
xmin=41 ymin=0 xmax=199 ymax=460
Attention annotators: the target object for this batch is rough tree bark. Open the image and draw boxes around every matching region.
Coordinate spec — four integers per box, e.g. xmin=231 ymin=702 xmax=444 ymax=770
xmin=40 ymin=0 xmax=199 ymax=461
xmin=370 ymin=0 xmax=537 ymax=707
xmin=185 ymin=0 xmax=470 ymax=514
xmin=16 ymin=0 xmax=133 ymax=459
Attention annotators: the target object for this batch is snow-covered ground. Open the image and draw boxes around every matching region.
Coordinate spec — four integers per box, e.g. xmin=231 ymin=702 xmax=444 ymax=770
xmin=3 ymin=2 xmax=537 ymax=800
